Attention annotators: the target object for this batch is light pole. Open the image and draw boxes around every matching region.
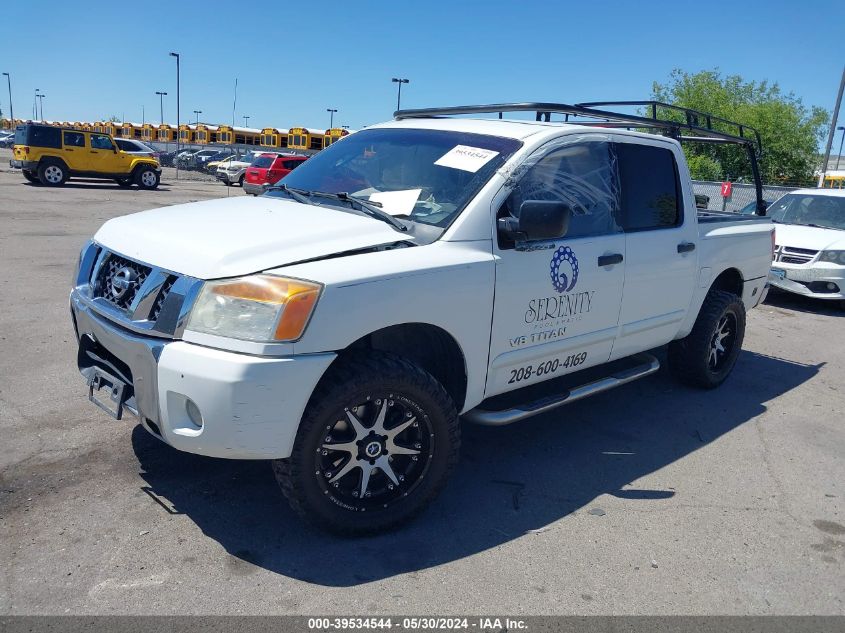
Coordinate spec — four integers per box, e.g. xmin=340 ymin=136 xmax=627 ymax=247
xmin=156 ymin=91 xmax=167 ymax=150
xmin=33 ymin=88 xmax=39 ymax=120
xmin=327 ymin=108 xmax=337 ymax=129
xmin=169 ymin=52 xmax=180 ymax=178
xmin=2 ymin=72 xmax=12 ymax=125
xmin=193 ymin=109 xmax=202 ymax=126
xmin=243 ymin=115 xmax=249 ymax=127
xmin=836 ymin=126 xmax=845 ymax=170
xmin=391 ymin=77 xmax=409 ymax=112
xmin=36 ymin=93 xmax=45 ymax=121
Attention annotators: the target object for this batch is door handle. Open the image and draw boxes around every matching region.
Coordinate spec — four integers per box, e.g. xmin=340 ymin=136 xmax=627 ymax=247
xmin=598 ymin=253 xmax=624 ymax=266
xmin=677 ymin=242 xmax=696 ymax=254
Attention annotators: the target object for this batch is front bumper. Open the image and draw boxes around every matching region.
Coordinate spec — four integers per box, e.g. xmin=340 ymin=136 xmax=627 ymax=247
xmin=242 ymin=181 xmax=268 ymax=195
xmin=769 ymin=263 xmax=845 ymax=300
xmin=70 ymin=290 xmax=336 ymax=460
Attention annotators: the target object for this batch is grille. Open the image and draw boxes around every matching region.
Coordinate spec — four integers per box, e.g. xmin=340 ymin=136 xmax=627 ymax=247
xmin=150 ymin=276 xmax=176 ymax=321
xmin=94 ymin=254 xmax=151 ymax=310
xmin=775 ymin=246 xmax=818 ymax=265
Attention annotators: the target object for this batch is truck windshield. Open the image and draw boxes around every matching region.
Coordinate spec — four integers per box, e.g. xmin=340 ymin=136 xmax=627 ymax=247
xmin=265 ymin=127 xmax=522 ymax=229
xmin=767 ymin=193 xmax=845 ymax=231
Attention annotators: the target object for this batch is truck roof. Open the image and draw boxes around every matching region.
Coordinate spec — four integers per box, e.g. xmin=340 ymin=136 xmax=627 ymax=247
xmin=373 ymin=116 xmax=634 ymax=141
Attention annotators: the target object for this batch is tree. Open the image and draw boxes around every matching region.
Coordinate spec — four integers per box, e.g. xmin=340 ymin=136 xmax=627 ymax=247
xmin=651 ymin=69 xmax=829 ymax=185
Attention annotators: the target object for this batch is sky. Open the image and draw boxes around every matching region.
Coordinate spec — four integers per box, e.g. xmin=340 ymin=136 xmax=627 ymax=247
xmin=1 ymin=0 xmax=843 ymax=134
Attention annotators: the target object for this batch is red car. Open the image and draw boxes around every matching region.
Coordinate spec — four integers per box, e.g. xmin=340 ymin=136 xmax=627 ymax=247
xmin=243 ymin=153 xmax=308 ymax=195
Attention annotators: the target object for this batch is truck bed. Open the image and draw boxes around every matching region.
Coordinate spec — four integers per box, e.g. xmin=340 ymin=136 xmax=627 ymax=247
xmin=697 ymin=210 xmax=770 ymax=224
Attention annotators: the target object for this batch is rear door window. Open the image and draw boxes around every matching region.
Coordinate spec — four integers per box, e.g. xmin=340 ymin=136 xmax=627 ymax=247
xmin=253 ymin=156 xmax=273 ymax=168
xmin=616 ymin=143 xmax=682 ymax=231
xmin=63 ymin=131 xmax=86 ymax=148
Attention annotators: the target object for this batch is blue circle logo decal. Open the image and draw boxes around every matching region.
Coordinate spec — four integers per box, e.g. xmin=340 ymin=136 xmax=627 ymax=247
xmin=550 ymin=246 xmax=579 ymax=293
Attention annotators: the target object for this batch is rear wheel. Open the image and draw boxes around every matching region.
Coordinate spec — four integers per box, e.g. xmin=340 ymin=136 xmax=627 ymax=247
xmin=22 ymin=169 xmax=39 ymax=184
xmin=273 ymin=352 xmax=460 ymax=535
xmin=135 ymin=166 xmax=160 ymax=190
xmin=37 ymin=160 xmax=67 ymax=186
xmin=668 ymin=290 xmax=746 ymax=389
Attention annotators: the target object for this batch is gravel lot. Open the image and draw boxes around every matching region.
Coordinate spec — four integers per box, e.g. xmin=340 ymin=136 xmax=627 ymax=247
xmin=0 ymin=148 xmax=843 ymax=616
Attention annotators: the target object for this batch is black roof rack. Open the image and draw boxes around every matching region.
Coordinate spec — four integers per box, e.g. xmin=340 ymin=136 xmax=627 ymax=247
xmin=393 ymin=101 xmax=766 ymax=215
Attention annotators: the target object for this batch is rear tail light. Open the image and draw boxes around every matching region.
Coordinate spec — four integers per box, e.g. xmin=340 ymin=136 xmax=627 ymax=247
xmin=24 ymin=146 xmax=30 ymax=154
xmin=267 ymin=169 xmax=284 ymax=183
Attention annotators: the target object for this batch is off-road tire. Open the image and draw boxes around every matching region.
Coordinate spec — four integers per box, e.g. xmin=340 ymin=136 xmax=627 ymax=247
xmin=668 ymin=290 xmax=746 ymax=389
xmin=37 ymin=160 xmax=67 ymax=186
xmin=273 ymin=352 xmax=460 ymax=536
xmin=22 ymin=169 xmax=39 ymax=184
xmin=135 ymin=166 xmax=160 ymax=190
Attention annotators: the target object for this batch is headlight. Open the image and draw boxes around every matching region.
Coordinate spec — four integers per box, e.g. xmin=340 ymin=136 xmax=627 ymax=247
xmin=819 ymin=250 xmax=845 ymax=265
xmin=185 ymin=274 xmax=322 ymax=342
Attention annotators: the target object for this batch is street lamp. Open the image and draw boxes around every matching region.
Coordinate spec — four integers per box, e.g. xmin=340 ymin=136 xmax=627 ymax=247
xmin=169 ymin=52 xmax=180 ymax=178
xmin=33 ymin=88 xmax=39 ymax=120
xmin=36 ymin=93 xmax=45 ymax=121
xmin=836 ymin=126 xmax=845 ymax=170
xmin=243 ymin=115 xmax=250 ymax=126
xmin=193 ymin=110 xmax=202 ymax=125
xmin=391 ymin=77 xmax=409 ymax=112
xmin=155 ymin=91 xmax=167 ymax=125
xmin=327 ymin=108 xmax=337 ymax=129
xmin=2 ymin=72 xmax=12 ymax=125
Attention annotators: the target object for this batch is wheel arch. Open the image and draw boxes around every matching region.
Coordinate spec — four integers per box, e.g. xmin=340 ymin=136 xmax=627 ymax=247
xmin=709 ymin=267 xmax=744 ymax=298
xmin=331 ymin=322 xmax=469 ymax=411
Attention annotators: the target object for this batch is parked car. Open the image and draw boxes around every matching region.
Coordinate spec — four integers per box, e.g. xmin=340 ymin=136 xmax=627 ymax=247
xmin=69 ymin=101 xmax=773 ymax=534
xmin=10 ymin=123 xmax=160 ymax=188
xmin=205 ymin=154 xmax=238 ymax=173
xmin=216 ymin=150 xmax=264 ymax=186
xmin=179 ymin=148 xmax=220 ymax=170
xmin=114 ymin=138 xmax=160 ymax=162
xmin=243 ymin=153 xmax=308 ymax=195
xmin=0 ymin=131 xmax=14 ymax=148
xmin=766 ymin=189 xmax=845 ymax=308
xmin=195 ymin=148 xmax=235 ymax=171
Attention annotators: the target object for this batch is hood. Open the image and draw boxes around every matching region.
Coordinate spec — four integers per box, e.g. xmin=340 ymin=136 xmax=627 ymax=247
xmin=773 ymin=223 xmax=845 ymax=252
xmin=94 ymin=196 xmax=412 ymax=279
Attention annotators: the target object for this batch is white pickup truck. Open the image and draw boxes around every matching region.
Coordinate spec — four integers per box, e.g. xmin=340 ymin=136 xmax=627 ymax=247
xmin=70 ymin=102 xmax=774 ymax=534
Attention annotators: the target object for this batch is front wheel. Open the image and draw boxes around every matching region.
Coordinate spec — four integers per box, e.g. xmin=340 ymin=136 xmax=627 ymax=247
xmin=668 ymin=290 xmax=746 ymax=389
xmin=273 ymin=352 xmax=460 ymax=535
xmin=135 ymin=166 xmax=160 ymax=190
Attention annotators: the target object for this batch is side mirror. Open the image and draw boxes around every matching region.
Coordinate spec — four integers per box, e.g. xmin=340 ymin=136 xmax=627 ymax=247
xmin=498 ymin=200 xmax=572 ymax=242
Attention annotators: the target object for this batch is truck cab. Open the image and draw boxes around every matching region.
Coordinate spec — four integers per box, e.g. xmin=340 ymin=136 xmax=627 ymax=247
xmin=70 ymin=101 xmax=774 ymax=534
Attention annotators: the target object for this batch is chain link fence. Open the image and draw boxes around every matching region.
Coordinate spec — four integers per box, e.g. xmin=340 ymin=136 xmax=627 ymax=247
xmin=691 ymin=180 xmax=800 ymax=214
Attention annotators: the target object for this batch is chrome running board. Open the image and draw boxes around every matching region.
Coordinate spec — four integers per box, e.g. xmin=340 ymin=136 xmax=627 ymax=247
xmin=464 ymin=353 xmax=660 ymax=426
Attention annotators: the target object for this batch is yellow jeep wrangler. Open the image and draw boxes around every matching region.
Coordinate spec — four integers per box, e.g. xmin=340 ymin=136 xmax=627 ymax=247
xmin=10 ymin=124 xmax=161 ymax=189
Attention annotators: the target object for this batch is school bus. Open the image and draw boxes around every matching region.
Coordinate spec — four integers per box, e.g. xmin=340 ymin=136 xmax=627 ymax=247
xmin=323 ymin=127 xmax=351 ymax=148
xmin=157 ymin=124 xmax=177 ymax=142
xmin=121 ymin=122 xmax=144 ymax=140
xmin=101 ymin=122 xmax=122 ymax=137
xmin=288 ymin=127 xmax=323 ymax=151
xmin=179 ymin=124 xmax=197 ymax=144
xmin=217 ymin=125 xmax=260 ymax=145
xmin=819 ymin=170 xmax=845 ymax=189
xmin=260 ymin=127 xmax=289 ymax=149
xmin=195 ymin=124 xmax=219 ymax=145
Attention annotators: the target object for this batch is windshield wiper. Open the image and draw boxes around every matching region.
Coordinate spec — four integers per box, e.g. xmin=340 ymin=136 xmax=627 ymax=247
xmin=267 ymin=183 xmax=318 ymax=206
xmin=265 ymin=185 xmax=407 ymax=232
xmin=336 ymin=192 xmax=408 ymax=232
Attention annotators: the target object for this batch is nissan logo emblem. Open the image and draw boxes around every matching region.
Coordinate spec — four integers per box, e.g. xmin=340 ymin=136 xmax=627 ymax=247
xmin=110 ymin=266 xmax=139 ymax=299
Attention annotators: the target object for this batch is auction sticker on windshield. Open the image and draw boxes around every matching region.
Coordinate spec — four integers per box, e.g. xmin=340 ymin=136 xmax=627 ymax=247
xmin=434 ymin=145 xmax=500 ymax=172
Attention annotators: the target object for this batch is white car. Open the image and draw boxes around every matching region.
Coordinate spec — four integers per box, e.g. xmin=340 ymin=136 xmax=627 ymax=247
xmin=768 ymin=188 xmax=845 ymax=308
xmin=114 ymin=138 xmax=158 ymax=158
xmin=216 ymin=150 xmax=264 ymax=186
xmin=70 ymin=102 xmax=774 ymax=534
